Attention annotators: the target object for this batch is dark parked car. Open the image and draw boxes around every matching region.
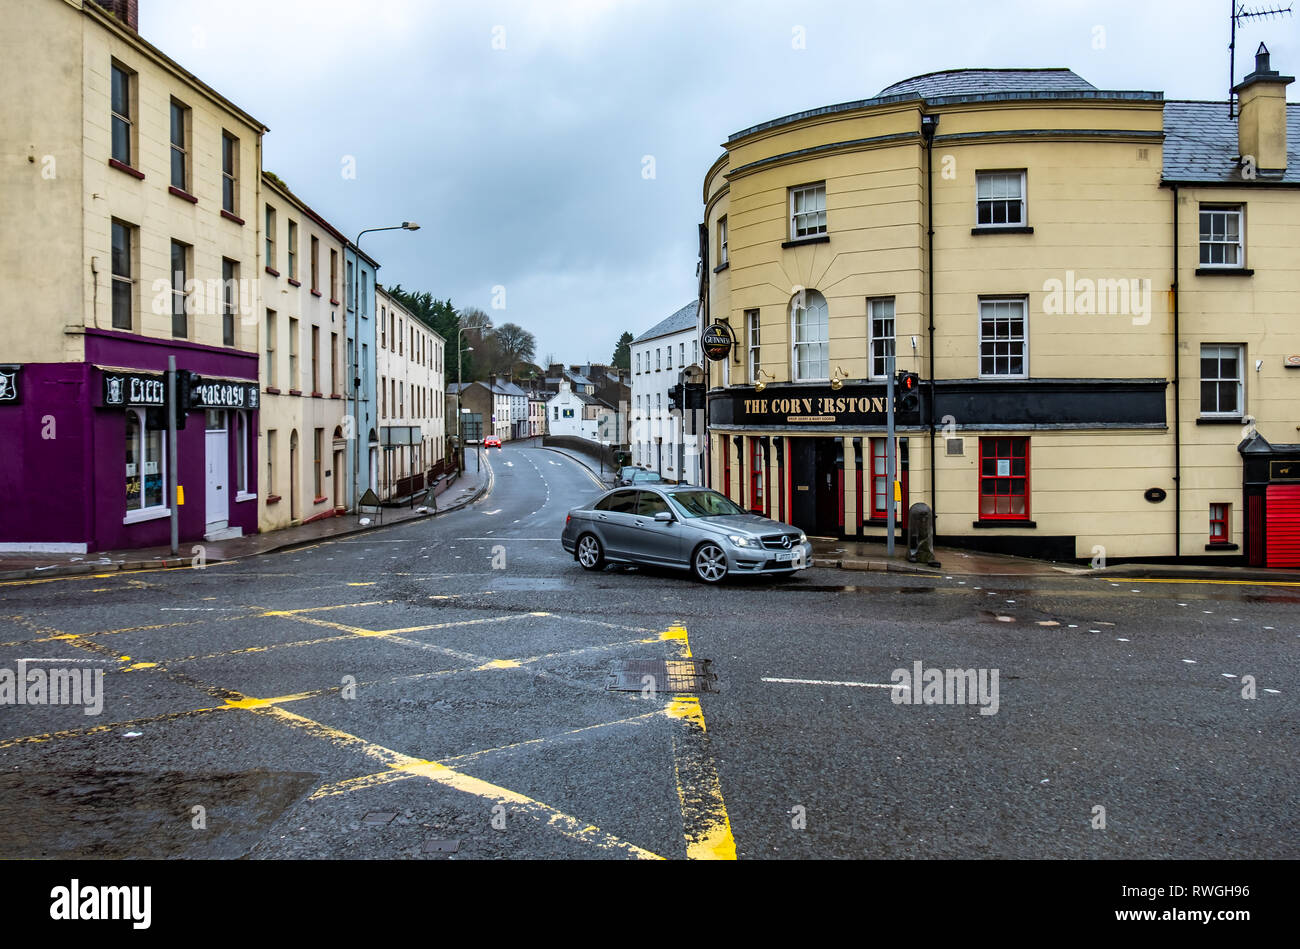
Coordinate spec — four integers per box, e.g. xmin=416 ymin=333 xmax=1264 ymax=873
xmin=614 ymin=466 xmax=664 ymax=487
xmin=561 ymin=484 xmax=812 ymax=583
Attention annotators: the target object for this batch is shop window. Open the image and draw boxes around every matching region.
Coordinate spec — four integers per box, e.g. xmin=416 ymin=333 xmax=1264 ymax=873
xmin=750 ymin=439 xmax=764 ymax=512
xmin=979 ymin=437 xmax=1030 ymax=520
xmin=1210 ymin=503 xmax=1230 ymax=543
xmin=870 ymin=438 xmax=890 ymax=518
xmin=124 ymin=408 xmax=166 ymax=519
xmin=235 ymin=411 xmax=251 ymax=497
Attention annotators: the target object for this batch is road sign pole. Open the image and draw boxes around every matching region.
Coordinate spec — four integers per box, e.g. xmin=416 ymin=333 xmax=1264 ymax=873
xmin=886 ymin=355 xmax=896 ymax=558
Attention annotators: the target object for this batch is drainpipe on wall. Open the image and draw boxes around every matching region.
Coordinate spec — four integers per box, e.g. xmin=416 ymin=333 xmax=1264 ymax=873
xmin=921 ymin=112 xmax=939 ymax=525
xmin=1171 ymin=183 xmax=1181 ymax=558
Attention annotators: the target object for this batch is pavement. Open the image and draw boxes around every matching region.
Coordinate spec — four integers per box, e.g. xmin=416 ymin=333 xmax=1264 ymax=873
xmin=0 ymin=464 xmax=491 ymax=581
xmin=2 ymin=438 xmax=1296 ymax=862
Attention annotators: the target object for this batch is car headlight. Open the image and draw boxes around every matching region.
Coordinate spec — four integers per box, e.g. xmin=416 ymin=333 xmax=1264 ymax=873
xmin=797 ymin=532 xmax=807 ymax=545
xmin=727 ymin=534 xmax=753 ymax=548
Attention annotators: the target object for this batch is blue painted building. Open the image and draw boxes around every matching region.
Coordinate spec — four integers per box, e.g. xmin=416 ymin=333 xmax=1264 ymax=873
xmin=344 ymin=243 xmax=380 ymax=507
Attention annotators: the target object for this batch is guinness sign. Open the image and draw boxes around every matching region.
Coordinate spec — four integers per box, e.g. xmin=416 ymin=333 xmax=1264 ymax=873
xmin=702 ymin=323 xmax=734 ymax=362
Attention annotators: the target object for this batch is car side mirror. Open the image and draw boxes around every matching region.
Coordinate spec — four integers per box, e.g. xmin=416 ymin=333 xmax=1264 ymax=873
xmin=654 ymin=511 xmax=673 ymax=522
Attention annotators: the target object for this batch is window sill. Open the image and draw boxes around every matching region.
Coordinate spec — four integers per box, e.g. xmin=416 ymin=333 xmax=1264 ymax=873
xmin=265 ymin=267 xmax=280 ymax=277
xmin=220 ymin=209 xmax=244 ymax=225
xmin=288 ymin=389 xmax=303 ymax=397
xmin=1205 ymin=542 xmax=1238 ymax=551
xmin=288 ymin=278 xmax=301 ymax=288
xmin=313 ymin=495 xmax=328 ymax=505
xmin=1196 ymin=416 xmax=1243 ymax=425
xmin=123 ymin=506 xmax=171 ymax=525
xmin=713 ymin=261 xmax=730 ymax=273
xmin=266 ymin=494 xmax=281 ymax=505
xmin=169 ymin=185 xmax=198 ymax=204
xmin=330 ymin=299 xmax=341 ymax=306
xmin=973 ymin=519 xmax=1036 ymax=529
xmin=108 ymin=158 xmax=145 ymax=180
xmin=311 ymin=391 xmax=323 ymax=398
xmin=1195 ymin=267 xmax=1253 ymax=277
xmin=311 ymin=289 xmax=322 ymax=297
xmin=971 ymin=225 xmax=1033 ymax=235
xmin=781 ymin=235 xmax=830 ymax=249
xmin=330 ymin=393 xmax=343 ymax=399
xmin=264 ymin=387 xmax=281 ymax=395
xmin=235 ymin=492 xmax=257 ymax=504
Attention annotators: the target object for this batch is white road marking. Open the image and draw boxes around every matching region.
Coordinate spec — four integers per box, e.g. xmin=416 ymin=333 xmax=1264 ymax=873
xmin=762 ymin=677 xmax=902 ymax=689
xmin=1181 ymin=659 xmax=1197 ymax=664
xmin=483 ymin=509 xmax=502 ymax=515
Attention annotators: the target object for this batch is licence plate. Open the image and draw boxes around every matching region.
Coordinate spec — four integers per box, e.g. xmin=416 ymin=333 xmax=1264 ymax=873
xmin=774 ymin=550 xmax=794 ymax=562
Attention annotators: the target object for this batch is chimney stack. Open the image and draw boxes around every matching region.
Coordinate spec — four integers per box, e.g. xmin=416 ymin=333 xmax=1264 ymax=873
xmin=1234 ymin=43 xmax=1293 ymax=172
xmin=94 ymin=0 xmax=139 ymax=32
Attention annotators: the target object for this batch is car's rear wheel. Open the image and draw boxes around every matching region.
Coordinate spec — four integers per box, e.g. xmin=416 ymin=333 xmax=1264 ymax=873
xmin=576 ymin=534 xmax=605 ymax=571
xmin=692 ymin=543 xmax=728 ymax=584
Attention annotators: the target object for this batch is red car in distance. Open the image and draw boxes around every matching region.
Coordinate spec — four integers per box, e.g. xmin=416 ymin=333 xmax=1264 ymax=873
xmin=484 ymin=436 xmax=502 ymax=449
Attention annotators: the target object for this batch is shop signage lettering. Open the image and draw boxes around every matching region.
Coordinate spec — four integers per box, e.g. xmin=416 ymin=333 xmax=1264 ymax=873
xmin=103 ymin=373 xmax=165 ymax=407
xmin=702 ymin=323 xmax=734 ymax=361
xmin=744 ymin=395 xmax=888 ymax=418
xmin=193 ymin=381 xmax=258 ymax=410
xmin=0 ymin=365 xmax=19 ymax=404
xmin=1270 ymin=461 xmax=1300 ymax=482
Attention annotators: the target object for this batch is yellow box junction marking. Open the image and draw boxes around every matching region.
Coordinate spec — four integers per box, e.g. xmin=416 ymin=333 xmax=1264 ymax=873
xmin=660 ymin=623 xmax=736 ymax=861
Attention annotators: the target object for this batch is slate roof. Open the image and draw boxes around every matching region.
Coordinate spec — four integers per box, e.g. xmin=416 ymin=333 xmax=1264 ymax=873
xmin=878 ymin=68 xmax=1096 ymax=98
xmin=634 ymin=301 xmax=699 ymax=344
xmin=1162 ymin=100 xmax=1300 ymax=183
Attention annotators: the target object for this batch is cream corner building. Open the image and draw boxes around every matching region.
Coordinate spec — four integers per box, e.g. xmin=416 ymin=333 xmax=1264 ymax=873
xmin=701 ymin=59 xmax=1300 ymax=565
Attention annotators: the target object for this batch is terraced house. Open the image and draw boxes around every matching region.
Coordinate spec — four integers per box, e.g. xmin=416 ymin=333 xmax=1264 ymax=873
xmin=1 ymin=0 xmax=266 ymax=552
xmin=700 ymin=53 xmax=1300 ymax=565
xmin=259 ymin=172 xmax=349 ymax=530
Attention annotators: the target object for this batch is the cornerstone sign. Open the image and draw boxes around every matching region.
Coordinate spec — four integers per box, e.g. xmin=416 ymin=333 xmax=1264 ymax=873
xmin=710 ymin=384 xmax=891 ymax=427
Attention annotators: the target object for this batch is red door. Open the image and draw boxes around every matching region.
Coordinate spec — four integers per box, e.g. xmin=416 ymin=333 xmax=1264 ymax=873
xmin=1266 ymin=484 xmax=1300 ymax=567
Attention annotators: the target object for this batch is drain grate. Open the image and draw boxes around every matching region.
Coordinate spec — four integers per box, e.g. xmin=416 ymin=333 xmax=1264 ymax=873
xmin=422 ymin=839 xmax=460 ymax=853
xmin=606 ymin=658 xmax=717 ymax=694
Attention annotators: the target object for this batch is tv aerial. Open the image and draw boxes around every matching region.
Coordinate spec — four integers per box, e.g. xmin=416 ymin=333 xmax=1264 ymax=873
xmin=1229 ymin=1 xmax=1293 ymax=117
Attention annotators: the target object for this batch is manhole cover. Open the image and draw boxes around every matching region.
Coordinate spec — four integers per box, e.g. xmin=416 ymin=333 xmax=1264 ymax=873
xmin=422 ymin=839 xmax=460 ymax=853
xmin=606 ymin=659 xmax=717 ymax=693
xmin=363 ymin=812 xmax=396 ymax=825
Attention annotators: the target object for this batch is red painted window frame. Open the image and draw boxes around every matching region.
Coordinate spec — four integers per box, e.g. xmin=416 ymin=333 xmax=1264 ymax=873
xmin=750 ymin=438 xmax=765 ymax=513
xmin=1209 ymin=503 xmax=1229 ymax=543
xmin=978 ymin=437 xmax=1031 ymax=520
xmin=869 ymin=437 xmax=889 ymax=519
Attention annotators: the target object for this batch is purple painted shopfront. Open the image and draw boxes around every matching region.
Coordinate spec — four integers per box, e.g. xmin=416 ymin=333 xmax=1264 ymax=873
xmin=0 ymin=329 xmax=258 ymax=553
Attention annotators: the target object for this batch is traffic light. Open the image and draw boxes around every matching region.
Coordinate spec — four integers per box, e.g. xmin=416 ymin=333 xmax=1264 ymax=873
xmin=667 ymin=384 xmax=684 ymax=412
xmin=895 ymin=371 xmax=920 ymax=416
xmin=173 ymin=370 xmax=200 ymax=430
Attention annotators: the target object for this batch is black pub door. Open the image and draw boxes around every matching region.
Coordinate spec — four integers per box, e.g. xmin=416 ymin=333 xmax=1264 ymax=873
xmin=790 ymin=438 xmax=841 ymax=536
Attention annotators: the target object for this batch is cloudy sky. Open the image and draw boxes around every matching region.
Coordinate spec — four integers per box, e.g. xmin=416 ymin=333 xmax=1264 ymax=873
xmin=141 ymin=0 xmax=1295 ymax=365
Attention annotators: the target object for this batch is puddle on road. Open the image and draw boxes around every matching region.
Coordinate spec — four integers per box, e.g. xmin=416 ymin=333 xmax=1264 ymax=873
xmin=768 ymin=584 xmax=940 ymax=594
xmin=0 ymin=769 xmax=318 ymax=858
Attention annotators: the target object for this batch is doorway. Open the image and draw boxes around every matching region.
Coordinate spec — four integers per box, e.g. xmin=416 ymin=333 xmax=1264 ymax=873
xmin=333 ymin=427 xmax=345 ymax=511
xmin=790 ymin=437 xmax=841 ymax=536
xmin=204 ymin=410 xmax=229 ymax=531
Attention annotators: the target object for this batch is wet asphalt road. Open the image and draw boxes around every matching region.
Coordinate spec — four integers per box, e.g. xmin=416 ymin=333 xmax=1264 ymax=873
xmin=0 ymin=440 xmax=1296 ymax=859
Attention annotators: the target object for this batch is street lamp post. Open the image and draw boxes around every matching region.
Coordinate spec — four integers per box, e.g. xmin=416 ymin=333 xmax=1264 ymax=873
xmin=349 ymin=222 xmax=419 ymax=512
xmin=454 ymin=317 xmax=488 ymax=470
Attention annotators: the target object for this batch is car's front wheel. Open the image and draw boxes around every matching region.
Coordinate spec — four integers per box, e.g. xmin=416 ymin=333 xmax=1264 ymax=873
xmin=575 ymin=533 xmax=605 ymax=571
xmin=692 ymin=543 xmax=728 ymax=584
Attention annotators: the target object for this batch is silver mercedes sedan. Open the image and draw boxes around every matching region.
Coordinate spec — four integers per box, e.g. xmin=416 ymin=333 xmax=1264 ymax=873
xmin=561 ymin=484 xmax=813 ymax=583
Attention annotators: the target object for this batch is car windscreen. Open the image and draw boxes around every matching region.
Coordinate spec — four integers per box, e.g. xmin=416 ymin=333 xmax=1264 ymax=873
xmin=667 ymin=490 xmax=746 ymax=518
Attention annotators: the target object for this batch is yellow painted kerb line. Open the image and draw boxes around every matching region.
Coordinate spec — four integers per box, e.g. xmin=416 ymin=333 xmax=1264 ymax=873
xmin=661 ymin=623 xmax=737 ymax=860
xmin=1116 ymin=577 xmax=1300 ymax=587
